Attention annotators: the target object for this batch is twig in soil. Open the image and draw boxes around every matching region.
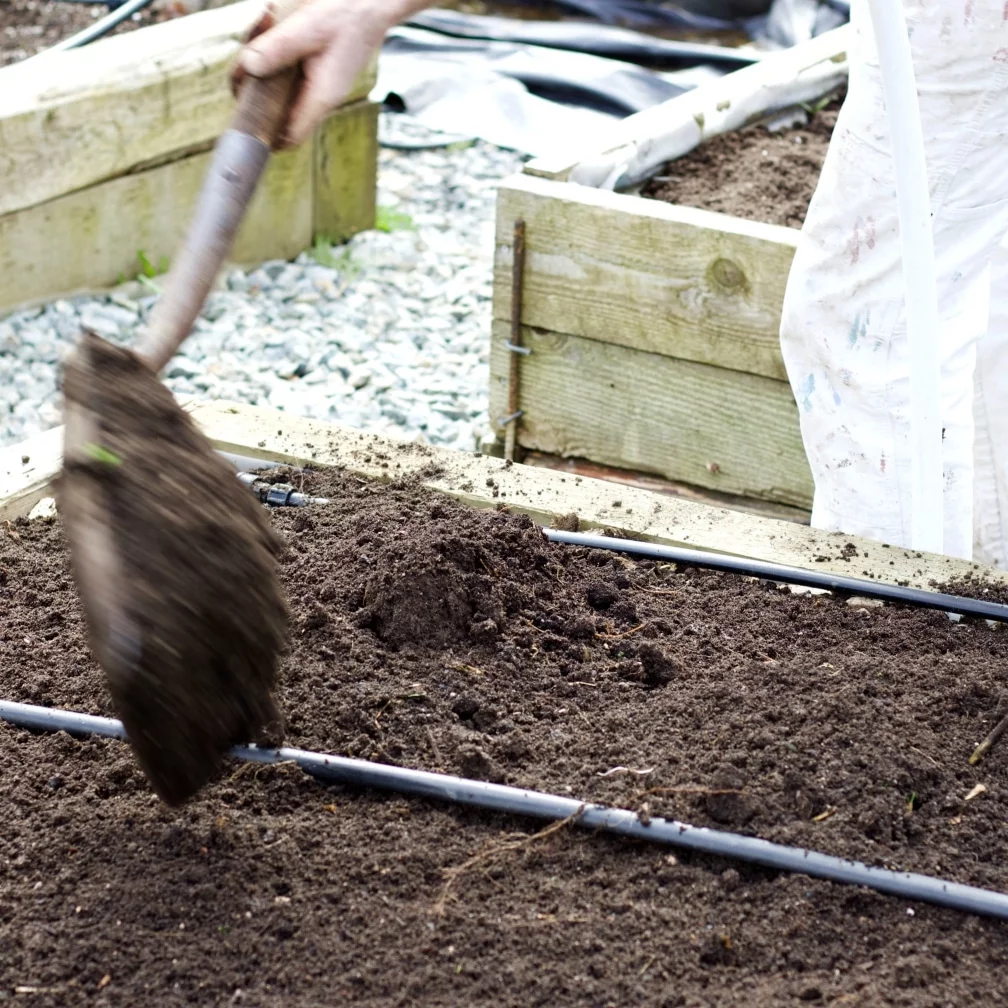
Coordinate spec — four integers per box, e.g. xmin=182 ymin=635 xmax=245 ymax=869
xmin=639 ymin=955 xmax=657 ymax=977
xmin=570 ymin=681 xmax=598 ymax=687
xmin=228 ymin=759 xmax=299 ymax=783
xmin=969 ymin=711 xmax=1008 ymax=765
xmin=374 ymin=698 xmax=395 ymax=731
xmin=425 ymin=727 xmax=442 ymax=766
xmin=433 ymin=809 xmax=584 ymax=916
xmin=637 ymin=586 xmax=680 ymax=597
xmin=450 ymin=661 xmax=484 ymax=677
xmin=597 ymin=765 xmax=655 ymax=778
xmin=812 ymin=806 xmax=839 ymax=822
xmin=596 ymin=622 xmax=650 ymax=641
xmin=910 ymin=745 xmax=940 ymax=769
xmin=965 ymin=783 xmax=987 ymax=801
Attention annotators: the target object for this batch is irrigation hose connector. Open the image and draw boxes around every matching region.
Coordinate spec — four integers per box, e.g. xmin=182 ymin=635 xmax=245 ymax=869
xmin=236 ymin=472 xmax=329 ymax=508
xmin=4 ymin=698 xmax=1008 ymax=922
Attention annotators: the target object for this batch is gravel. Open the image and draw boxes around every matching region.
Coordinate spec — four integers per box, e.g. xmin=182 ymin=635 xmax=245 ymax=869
xmin=0 ymin=134 xmax=526 ymax=452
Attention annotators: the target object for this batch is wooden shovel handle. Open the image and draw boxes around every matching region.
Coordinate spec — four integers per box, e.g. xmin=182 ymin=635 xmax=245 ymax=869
xmin=233 ymin=0 xmax=306 ymax=147
xmin=133 ymin=0 xmax=303 ymax=373
xmin=232 ymin=68 xmax=301 ymax=149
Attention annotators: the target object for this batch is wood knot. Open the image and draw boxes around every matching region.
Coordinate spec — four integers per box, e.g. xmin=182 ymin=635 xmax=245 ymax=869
xmin=709 ymin=258 xmax=747 ymax=293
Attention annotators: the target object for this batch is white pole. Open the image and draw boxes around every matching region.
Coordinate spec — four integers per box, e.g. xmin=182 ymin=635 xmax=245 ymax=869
xmin=864 ymin=0 xmax=943 ymax=552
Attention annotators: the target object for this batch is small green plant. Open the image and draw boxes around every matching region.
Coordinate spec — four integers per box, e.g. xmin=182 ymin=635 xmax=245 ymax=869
xmin=374 ymin=205 xmax=415 ymax=233
xmin=801 ymin=92 xmax=837 ymax=117
xmin=84 ymin=443 xmax=122 ymax=467
xmin=309 ymin=235 xmax=361 ymax=280
xmin=136 ymin=249 xmax=169 ymax=279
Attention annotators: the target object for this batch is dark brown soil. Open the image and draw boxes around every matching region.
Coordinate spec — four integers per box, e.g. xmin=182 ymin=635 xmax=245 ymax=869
xmin=56 ymin=333 xmax=287 ymax=805
xmin=2 ymin=465 xmax=1008 ymax=1005
xmin=0 ymin=0 xmax=160 ymax=68
xmin=641 ymin=99 xmax=841 ymax=229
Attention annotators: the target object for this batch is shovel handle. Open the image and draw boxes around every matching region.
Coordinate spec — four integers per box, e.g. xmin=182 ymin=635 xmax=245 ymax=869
xmin=134 ymin=0 xmax=302 ymax=374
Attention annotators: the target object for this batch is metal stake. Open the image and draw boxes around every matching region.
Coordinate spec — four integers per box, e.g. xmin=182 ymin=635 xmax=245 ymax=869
xmin=504 ymin=219 xmax=527 ymax=462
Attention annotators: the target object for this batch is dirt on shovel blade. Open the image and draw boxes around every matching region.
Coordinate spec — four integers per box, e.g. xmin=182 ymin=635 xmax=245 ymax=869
xmin=55 ymin=331 xmax=288 ymax=805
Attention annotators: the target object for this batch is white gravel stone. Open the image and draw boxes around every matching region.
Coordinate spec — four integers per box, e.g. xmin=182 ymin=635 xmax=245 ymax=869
xmin=0 ymin=140 xmax=525 ymax=450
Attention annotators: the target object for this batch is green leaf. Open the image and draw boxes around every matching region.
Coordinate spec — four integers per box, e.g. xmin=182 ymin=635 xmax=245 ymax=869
xmin=374 ymin=205 xmax=415 ymax=233
xmin=83 ymin=443 xmax=122 ymax=467
xmin=137 ymin=249 xmax=157 ymax=278
xmin=308 ymin=235 xmax=360 ymax=279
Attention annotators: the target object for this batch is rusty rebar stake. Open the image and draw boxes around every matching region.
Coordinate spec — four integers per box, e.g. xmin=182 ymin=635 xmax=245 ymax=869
xmin=504 ymin=219 xmax=526 ymax=462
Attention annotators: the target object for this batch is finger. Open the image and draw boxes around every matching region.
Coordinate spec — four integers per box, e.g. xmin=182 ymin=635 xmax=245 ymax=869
xmin=278 ymin=48 xmax=362 ymax=148
xmin=231 ymin=9 xmax=269 ymax=96
xmin=239 ymin=2 xmax=331 ymax=78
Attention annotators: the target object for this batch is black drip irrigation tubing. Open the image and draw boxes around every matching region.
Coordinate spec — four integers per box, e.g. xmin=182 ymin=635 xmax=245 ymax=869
xmin=544 ymin=529 xmax=1008 ymax=624
xmin=22 ymin=0 xmax=156 ymax=59
xmin=3 ymin=699 xmax=1008 ymax=921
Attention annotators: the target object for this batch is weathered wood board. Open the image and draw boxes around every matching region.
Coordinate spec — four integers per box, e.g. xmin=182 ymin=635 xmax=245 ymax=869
xmin=522 ymin=26 xmax=848 ymax=187
xmin=0 ymin=426 xmax=62 ymax=522
xmin=491 ymin=172 xmax=811 ymax=507
xmin=488 ymin=320 xmax=813 ymax=509
xmin=0 ymin=0 xmax=377 ymax=218
xmin=315 ymin=100 xmax=380 ymax=243
xmin=0 ymin=98 xmax=376 ymax=312
xmin=0 ymin=4 xmax=379 ymax=313
xmin=2 ymin=400 xmax=1000 ymax=593
xmin=493 ymin=173 xmax=798 ymax=383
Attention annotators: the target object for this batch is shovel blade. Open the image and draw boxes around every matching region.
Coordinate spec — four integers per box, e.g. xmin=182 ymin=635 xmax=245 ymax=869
xmin=57 ymin=331 xmax=288 ymax=805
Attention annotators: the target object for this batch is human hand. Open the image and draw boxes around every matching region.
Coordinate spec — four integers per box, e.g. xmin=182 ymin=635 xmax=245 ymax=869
xmin=234 ymin=0 xmax=421 ymax=149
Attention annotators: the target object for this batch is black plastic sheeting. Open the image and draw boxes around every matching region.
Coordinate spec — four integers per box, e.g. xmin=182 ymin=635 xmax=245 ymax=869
xmin=406 ymin=9 xmax=760 ymax=69
xmin=518 ymin=0 xmax=760 ymax=29
xmin=382 ymin=29 xmax=693 ymax=117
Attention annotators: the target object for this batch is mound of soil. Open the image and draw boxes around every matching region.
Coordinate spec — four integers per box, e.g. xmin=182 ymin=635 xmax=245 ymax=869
xmin=2 ymin=466 xmax=1008 ymax=1005
xmin=0 ymin=0 xmax=160 ymax=68
xmin=641 ymin=99 xmax=842 ymax=229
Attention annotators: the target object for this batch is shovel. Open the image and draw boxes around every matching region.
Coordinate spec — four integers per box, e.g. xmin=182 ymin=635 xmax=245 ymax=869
xmin=55 ymin=6 xmax=302 ymax=806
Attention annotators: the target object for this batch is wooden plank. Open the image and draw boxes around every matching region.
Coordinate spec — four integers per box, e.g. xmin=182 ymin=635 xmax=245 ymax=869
xmin=184 ymin=400 xmax=1005 ymax=590
xmin=0 ymin=0 xmax=377 ymax=217
xmin=0 ymin=426 xmax=62 ymax=522
xmin=521 ymin=451 xmax=812 ymax=525
xmin=488 ymin=319 xmax=814 ymax=509
xmin=493 ymin=173 xmax=798 ymax=383
xmin=2 ymin=400 xmax=1001 ymax=590
xmin=314 ymin=100 xmax=379 ymax=243
xmin=0 ymin=135 xmax=313 ymax=313
xmin=523 ymin=26 xmax=849 ymax=186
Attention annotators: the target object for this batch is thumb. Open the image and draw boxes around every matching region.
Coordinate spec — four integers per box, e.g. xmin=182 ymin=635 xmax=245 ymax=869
xmin=240 ymin=4 xmax=328 ymax=78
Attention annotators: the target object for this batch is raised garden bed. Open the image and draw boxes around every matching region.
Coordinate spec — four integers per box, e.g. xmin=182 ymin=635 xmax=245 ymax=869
xmin=640 ymin=99 xmax=839 ymax=229
xmin=2 ymin=402 xmax=1007 ymax=1003
xmin=489 ymin=33 xmax=848 ymax=516
xmin=0 ymin=0 xmax=378 ymax=314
